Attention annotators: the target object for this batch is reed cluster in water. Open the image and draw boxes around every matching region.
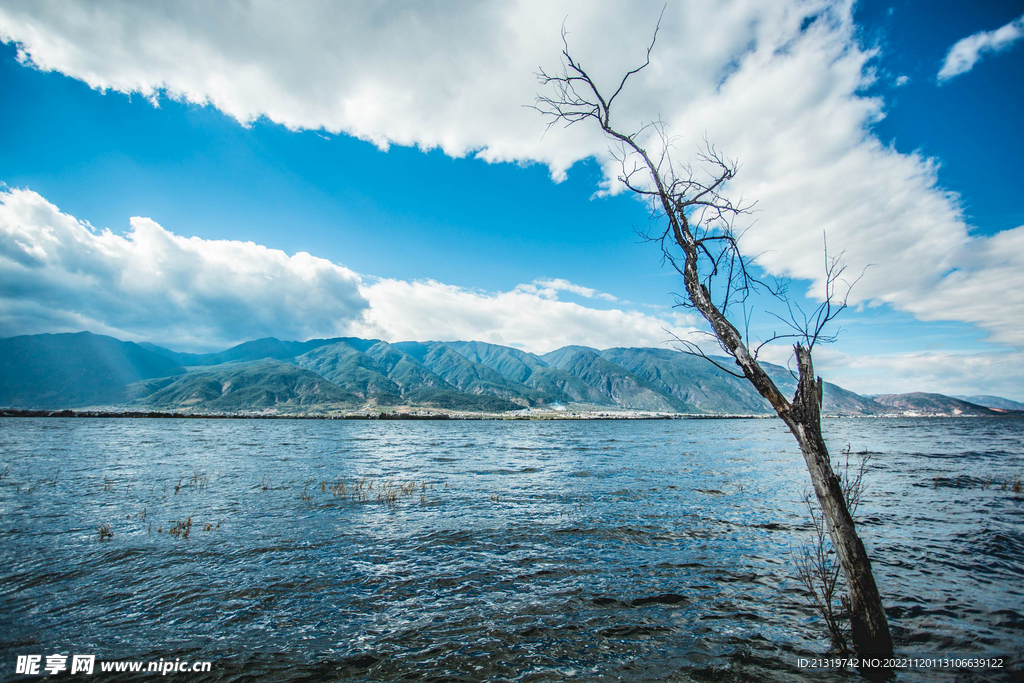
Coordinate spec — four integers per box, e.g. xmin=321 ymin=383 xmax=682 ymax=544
xmin=174 ymin=470 xmax=209 ymax=494
xmin=318 ymin=477 xmax=433 ymax=506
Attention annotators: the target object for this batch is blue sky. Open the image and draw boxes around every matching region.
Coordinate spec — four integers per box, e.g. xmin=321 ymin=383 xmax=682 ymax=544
xmin=0 ymin=1 xmax=1022 ymax=398
xmin=856 ymin=0 xmax=1024 ymax=235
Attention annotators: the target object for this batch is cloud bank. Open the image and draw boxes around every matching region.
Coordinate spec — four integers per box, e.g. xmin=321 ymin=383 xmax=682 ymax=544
xmin=901 ymin=225 xmax=1024 ymax=346
xmin=356 ymin=278 xmax=693 ymax=353
xmin=0 ymin=188 xmax=697 ymax=353
xmin=0 ymin=188 xmax=367 ymax=350
xmin=938 ymin=13 xmax=1024 ymax=82
xmin=516 ymin=279 xmax=618 ymax=302
xmin=0 ymin=0 xmax=1019 ymax=349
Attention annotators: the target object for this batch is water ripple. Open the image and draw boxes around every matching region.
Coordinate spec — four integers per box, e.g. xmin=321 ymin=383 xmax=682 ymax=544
xmin=0 ymin=416 xmax=1021 ymax=681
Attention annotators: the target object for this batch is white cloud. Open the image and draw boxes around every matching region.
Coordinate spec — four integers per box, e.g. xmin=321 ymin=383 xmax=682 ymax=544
xmin=894 ymin=74 xmax=909 ymax=87
xmin=0 ymin=1 xmax=1020 ymax=349
xmin=0 ymin=187 xmax=699 ymax=354
xmin=0 ymin=0 xmax=598 ymax=179
xmin=0 ymin=188 xmax=368 ymax=350
xmin=355 ymin=278 xmax=697 ymax=354
xmin=517 ymin=278 xmax=618 ymax=301
xmin=899 ymin=226 xmax=1024 ymax=346
xmin=937 ymin=13 xmax=1024 ymax=82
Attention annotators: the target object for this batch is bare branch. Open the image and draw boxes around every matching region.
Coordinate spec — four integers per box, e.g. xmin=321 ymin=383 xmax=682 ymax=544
xmin=663 ymin=328 xmax=746 ymax=379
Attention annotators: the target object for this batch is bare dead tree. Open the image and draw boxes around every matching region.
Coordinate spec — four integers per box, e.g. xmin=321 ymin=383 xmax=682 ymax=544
xmin=533 ymin=19 xmax=894 ymax=679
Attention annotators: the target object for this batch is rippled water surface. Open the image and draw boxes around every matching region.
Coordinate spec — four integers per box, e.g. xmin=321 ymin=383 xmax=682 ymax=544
xmin=1 ymin=417 xmax=1022 ymax=681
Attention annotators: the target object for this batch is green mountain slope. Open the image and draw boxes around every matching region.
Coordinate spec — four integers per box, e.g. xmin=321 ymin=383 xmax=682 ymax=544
xmin=600 ymin=347 xmax=771 ymax=414
xmin=4 ymin=331 xmax=993 ymax=416
xmin=142 ymin=337 xmax=347 ymax=366
xmin=445 ymin=340 xmax=603 ymax=404
xmin=393 ymin=341 xmax=550 ymax=405
xmin=294 ymin=341 xmax=401 ymax=402
xmin=136 ymin=359 xmax=358 ymax=411
xmin=542 ymin=347 xmax=693 ymax=412
xmin=294 ymin=340 xmax=522 ymax=411
xmin=0 ymin=332 xmax=184 ymax=408
xmin=363 ymin=341 xmax=518 ymax=411
xmin=444 ymin=340 xmax=548 ymax=383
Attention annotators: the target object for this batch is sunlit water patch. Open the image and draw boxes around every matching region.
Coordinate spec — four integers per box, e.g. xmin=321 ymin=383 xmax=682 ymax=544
xmin=0 ymin=417 xmax=1021 ymax=681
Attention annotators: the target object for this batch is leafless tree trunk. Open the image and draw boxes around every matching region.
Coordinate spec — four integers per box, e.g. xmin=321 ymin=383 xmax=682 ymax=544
xmin=534 ymin=19 xmax=893 ymax=679
xmin=795 ymin=445 xmax=873 ymax=653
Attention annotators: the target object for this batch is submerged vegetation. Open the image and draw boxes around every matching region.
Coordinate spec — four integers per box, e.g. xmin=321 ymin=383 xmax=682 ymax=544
xmin=320 ymin=477 xmax=435 ymax=506
xmin=1 ymin=456 xmax=1019 ymax=556
xmin=175 ymin=470 xmax=209 ymax=494
xmin=0 ymin=464 xmax=450 ymax=545
xmin=167 ymin=517 xmax=193 ymax=538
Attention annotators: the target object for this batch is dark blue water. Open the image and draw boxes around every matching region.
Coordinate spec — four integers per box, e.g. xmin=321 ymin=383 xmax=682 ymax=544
xmin=0 ymin=417 xmax=1021 ymax=681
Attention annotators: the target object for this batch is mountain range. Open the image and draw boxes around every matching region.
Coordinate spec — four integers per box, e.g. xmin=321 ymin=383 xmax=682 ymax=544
xmin=0 ymin=332 xmax=1019 ymax=417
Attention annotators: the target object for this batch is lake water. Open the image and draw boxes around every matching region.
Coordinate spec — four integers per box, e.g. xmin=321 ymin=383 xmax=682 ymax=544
xmin=0 ymin=417 xmax=1021 ymax=681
